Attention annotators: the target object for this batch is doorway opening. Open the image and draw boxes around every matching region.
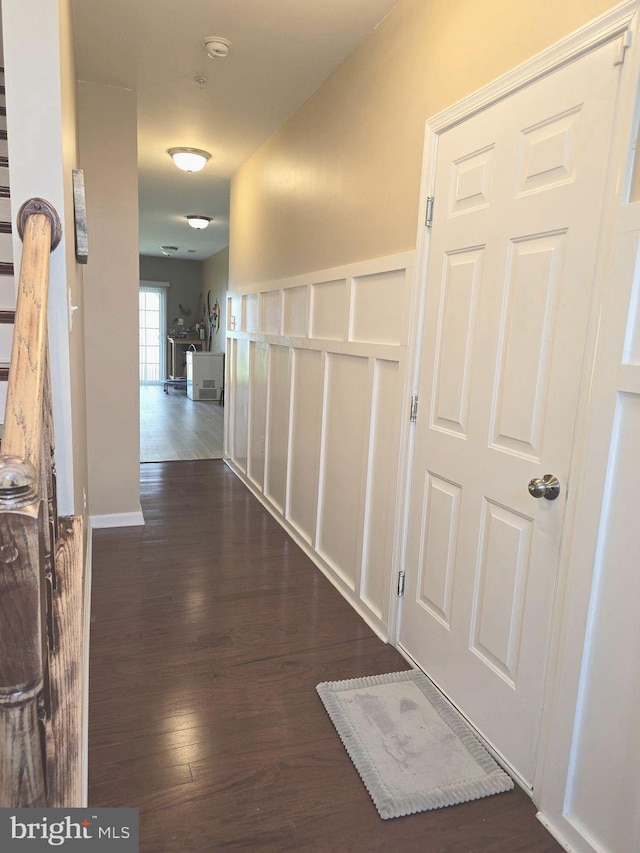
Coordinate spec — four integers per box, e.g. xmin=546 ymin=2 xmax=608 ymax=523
xmin=138 ymin=281 xmax=224 ymax=462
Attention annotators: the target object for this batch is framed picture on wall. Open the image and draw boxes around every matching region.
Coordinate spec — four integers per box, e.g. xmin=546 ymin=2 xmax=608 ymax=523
xmin=72 ymin=168 xmax=88 ymax=264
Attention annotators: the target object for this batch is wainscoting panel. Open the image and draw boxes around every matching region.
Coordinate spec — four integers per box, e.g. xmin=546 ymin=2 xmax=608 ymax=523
xmin=287 ymin=348 xmax=323 ymax=544
xmin=248 ymin=342 xmax=268 ymax=489
xmin=360 ymin=359 xmax=400 ymax=621
xmin=351 ymin=269 xmax=407 ymax=346
xmin=564 ymin=391 xmax=640 ymax=853
xmin=228 ymin=295 xmax=242 ymax=332
xmin=283 ymin=285 xmax=308 ymax=337
xmin=559 ymin=215 xmax=640 ymax=852
xmin=316 ymin=352 xmax=370 ymax=590
xmin=310 ymin=278 xmax=348 ymax=341
xmin=231 ymin=337 xmax=249 ymax=473
xmin=261 ymin=291 xmax=281 ymax=336
xmin=226 ymin=251 xmax=414 ymax=636
xmin=264 ymin=344 xmax=291 ymax=513
xmin=243 ymin=293 xmax=259 ymax=333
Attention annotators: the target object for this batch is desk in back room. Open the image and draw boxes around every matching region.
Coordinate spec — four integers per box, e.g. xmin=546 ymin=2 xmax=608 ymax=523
xmin=167 ymin=336 xmax=205 ymax=379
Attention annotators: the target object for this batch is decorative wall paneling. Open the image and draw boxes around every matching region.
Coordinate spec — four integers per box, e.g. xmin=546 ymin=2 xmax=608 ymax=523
xmin=225 ymin=252 xmax=413 ymax=637
xmin=537 ymin=201 xmax=640 ymax=853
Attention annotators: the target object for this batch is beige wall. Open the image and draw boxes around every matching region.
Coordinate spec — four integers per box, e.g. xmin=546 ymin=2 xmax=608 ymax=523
xmin=2 ymin=0 xmax=88 ymax=516
xmin=78 ymin=81 xmax=141 ymax=520
xmin=230 ymin=0 xmax=618 ymax=288
xmin=201 ymin=247 xmax=229 ymax=354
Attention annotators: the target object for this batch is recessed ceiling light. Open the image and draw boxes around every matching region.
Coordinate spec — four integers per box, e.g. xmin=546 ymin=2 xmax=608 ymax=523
xmin=160 ymin=246 xmax=179 ymax=256
xmin=167 ymin=147 xmax=211 ymax=173
xmin=185 ymin=215 xmax=212 ymax=230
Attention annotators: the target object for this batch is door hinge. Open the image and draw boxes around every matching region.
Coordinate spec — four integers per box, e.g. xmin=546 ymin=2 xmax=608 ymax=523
xmin=410 ymin=394 xmax=418 ymax=423
xmin=397 ymin=570 xmax=405 ymax=597
xmin=425 ymin=196 xmax=435 ymax=228
xmin=614 ymin=29 xmax=632 ymax=66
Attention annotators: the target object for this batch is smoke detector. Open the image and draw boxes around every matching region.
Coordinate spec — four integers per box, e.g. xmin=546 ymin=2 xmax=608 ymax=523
xmin=204 ymin=37 xmax=231 ymax=59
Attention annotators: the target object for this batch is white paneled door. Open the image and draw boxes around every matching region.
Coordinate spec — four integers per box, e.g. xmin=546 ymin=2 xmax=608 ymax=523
xmin=400 ymin=38 xmax=624 ymax=786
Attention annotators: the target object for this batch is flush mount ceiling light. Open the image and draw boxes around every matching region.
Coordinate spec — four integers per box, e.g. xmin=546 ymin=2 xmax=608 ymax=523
xmin=167 ymin=147 xmax=211 ymax=173
xmin=185 ymin=215 xmax=212 ymax=230
xmin=160 ymin=245 xmax=179 ymax=256
xmin=203 ymin=36 xmax=231 ymax=59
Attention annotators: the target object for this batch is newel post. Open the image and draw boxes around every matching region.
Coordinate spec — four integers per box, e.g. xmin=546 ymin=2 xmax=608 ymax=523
xmin=0 ymin=456 xmax=46 ymax=807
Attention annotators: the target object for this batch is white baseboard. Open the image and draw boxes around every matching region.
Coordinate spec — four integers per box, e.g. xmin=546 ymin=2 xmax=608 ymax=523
xmin=536 ymin=812 xmax=579 ymax=852
xmin=90 ymin=509 xmax=145 ymax=529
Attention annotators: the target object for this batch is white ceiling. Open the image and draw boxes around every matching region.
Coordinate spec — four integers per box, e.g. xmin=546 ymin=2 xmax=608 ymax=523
xmin=71 ymin=0 xmax=400 ymax=261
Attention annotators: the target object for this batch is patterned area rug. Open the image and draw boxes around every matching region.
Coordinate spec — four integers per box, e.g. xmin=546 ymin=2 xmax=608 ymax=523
xmin=317 ymin=670 xmax=513 ymax=819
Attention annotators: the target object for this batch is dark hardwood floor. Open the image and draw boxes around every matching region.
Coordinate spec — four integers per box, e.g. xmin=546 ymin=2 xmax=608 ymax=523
xmin=88 ymin=460 xmax=560 ymax=852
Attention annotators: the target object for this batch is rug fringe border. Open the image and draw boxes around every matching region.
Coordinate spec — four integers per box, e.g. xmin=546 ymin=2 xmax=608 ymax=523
xmin=316 ymin=669 xmax=514 ymax=820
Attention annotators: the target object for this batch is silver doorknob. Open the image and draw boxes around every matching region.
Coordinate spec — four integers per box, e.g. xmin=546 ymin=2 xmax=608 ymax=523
xmin=528 ymin=474 xmax=561 ymax=501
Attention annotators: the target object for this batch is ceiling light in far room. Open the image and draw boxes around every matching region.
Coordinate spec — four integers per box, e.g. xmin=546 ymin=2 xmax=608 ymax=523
xmin=160 ymin=246 xmax=179 ymax=256
xmin=167 ymin=147 xmax=211 ymax=173
xmin=185 ymin=215 xmax=212 ymax=230
xmin=203 ymin=36 xmax=231 ymax=59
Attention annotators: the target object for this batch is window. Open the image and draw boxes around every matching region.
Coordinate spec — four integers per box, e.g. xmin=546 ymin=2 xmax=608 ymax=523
xmin=139 ymin=284 xmax=167 ymax=384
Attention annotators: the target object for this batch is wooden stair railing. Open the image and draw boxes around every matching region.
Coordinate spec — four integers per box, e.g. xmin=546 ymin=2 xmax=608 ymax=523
xmin=0 ymin=198 xmax=62 ymax=807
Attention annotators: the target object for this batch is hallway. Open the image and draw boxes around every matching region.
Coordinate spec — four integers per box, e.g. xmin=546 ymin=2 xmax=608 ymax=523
xmin=139 ymin=385 xmax=225 ymax=462
xmin=88 ymin=460 xmax=559 ymax=851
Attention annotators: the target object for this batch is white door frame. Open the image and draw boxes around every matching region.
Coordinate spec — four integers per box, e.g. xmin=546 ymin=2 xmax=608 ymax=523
xmin=391 ymin=0 xmax=640 ymax=839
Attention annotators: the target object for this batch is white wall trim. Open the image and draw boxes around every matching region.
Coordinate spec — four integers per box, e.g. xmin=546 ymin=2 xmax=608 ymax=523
xmin=226 ymin=334 xmax=402 ymax=359
xmin=535 ymin=813 xmax=576 ymax=853
xmin=90 ymin=510 xmax=145 ymax=529
xmin=227 ymin=250 xmax=415 ymax=296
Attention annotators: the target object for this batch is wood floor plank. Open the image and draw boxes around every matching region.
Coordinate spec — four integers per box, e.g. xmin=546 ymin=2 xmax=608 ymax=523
xmin=88 ymin=460 xmax=560 ymax=852
xmin=139 ymin=385 xmax=224 ymax=462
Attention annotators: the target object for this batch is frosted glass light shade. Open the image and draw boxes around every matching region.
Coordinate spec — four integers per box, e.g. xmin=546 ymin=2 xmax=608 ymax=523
xmin=186 ymin=215 xmax=212 ymax=229
xmin=167 ymin=147 xmax=211 ymax=173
